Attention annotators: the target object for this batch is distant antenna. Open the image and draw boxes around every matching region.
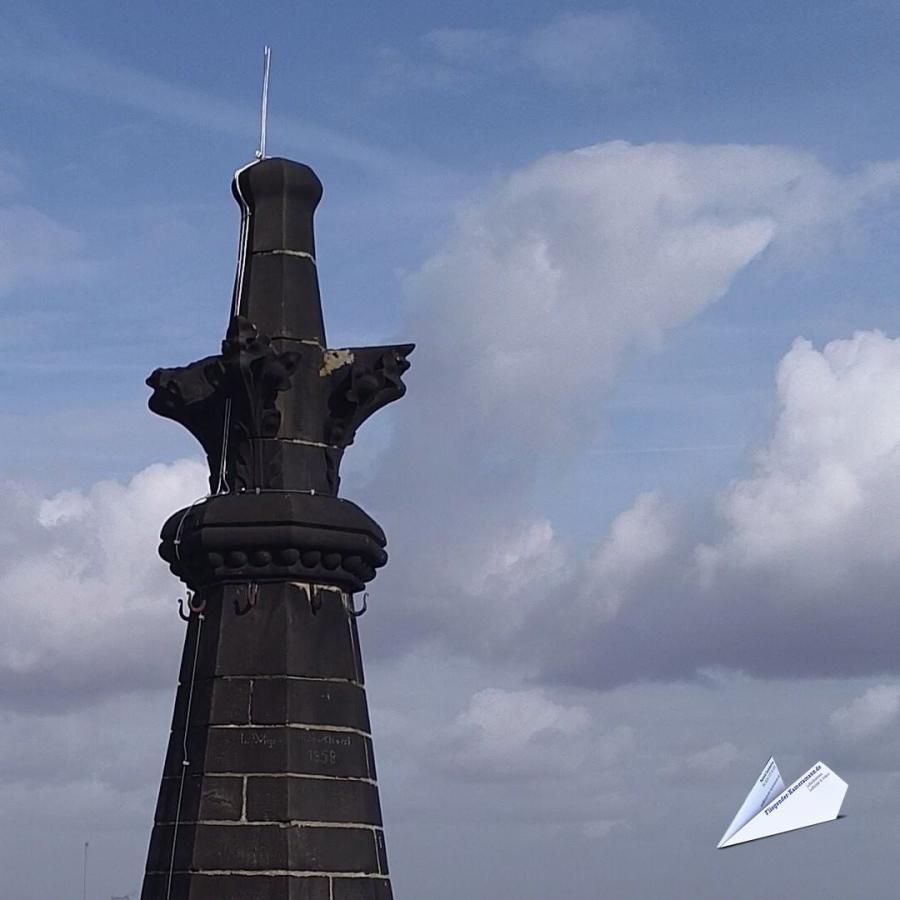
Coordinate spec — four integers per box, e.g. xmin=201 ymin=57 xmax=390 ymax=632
xmin=256 ymin=45 xmax=272 ymax=160
xmin=82 ymin=841 xmax=89 ymax=900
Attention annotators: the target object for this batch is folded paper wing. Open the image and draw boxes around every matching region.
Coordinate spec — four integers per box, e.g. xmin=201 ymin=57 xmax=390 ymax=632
xmin=718 ymin=756 xmax=784 ymax=847
xmin=718 ymin=760 xmax=847 ymax=848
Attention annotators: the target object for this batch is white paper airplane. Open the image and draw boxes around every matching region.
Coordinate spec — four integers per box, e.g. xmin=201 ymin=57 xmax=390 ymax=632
xmin=717 ymin=757 xmax=847 ymax=848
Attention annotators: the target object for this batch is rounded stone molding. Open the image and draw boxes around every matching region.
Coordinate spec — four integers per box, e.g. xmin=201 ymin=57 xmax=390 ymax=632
xmin=160 ymin=491 xmax=388 ymax=594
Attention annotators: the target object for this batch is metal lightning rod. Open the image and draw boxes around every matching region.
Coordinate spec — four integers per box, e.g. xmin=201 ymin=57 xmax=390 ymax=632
xmin=82 ymin=841 xmax=89 ymax=900
xmin=256 ymin=46 xmax=272 ymax=160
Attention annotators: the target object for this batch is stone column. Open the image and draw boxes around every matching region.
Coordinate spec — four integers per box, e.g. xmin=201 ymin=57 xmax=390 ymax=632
xmin=140 ymin=158 xmax=412 ymax=900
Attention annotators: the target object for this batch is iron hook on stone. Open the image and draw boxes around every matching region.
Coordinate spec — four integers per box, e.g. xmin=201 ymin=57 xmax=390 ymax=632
xmin=344 ymin=591 xmax=368 ymax=618
xmin=176 ymin=590 xmax=206 ymax=621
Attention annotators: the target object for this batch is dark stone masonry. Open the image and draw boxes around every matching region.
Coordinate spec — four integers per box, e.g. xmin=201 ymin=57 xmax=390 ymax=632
xmin=140 ymin=157 xmax=412 ymax=900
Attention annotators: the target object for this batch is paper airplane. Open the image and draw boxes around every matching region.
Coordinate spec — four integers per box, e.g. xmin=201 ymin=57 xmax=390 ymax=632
xmin=717 ymin=757 xmax=847 ymax=848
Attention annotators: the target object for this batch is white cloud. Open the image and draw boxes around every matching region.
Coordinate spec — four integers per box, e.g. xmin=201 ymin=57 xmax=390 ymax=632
xmin=463 ymin=519 xmax=567 ymax=638
xmin=0 ymin=154 xmax=93 ymax=301
xmin=831 ymin=684 xmax=900 ymax=741
xmin=370 ymin=141 xmax=900 ymax=665
xmin=524 ymin=11 xmax=664 ymax=87
xmin=0 ymin=204 xmax=89 ymax=297
xmin=433 ymin=686 xmax=633 ymax=780
xmin=424 ymin=27 xmax=514 ymax=67
xmin=403 ymin=143 xmax=899 ymax=455
xmin=0 ymin=459 xmax=208 ymax=707
xmin=700 ymin=331 xmax=900 ymax=582
xmin=473 ymin=520 xmax=562 ymax=593
xmin=375 ymin=11 xmax=665 ymax=93
xmin=580 ymin=492 xmax=674 ymax=621
xmin=547 ymin=329 xmax=900 ymax=686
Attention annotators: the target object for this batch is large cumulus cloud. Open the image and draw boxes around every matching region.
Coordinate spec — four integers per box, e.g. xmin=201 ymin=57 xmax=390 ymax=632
xmin=364 ymin=141 xmax=900 ymax=662
xmin=5 ymin=140 xmax=900 ymax=899
xmin=549 ymin=330 xmax=900 ymax=686
xmin=0 ymin=459 xmax=207 ymax=709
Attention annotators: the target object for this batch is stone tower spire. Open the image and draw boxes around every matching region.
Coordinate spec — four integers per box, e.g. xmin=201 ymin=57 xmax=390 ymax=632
xmin=140 ymin=157 xmax=412 ymax=900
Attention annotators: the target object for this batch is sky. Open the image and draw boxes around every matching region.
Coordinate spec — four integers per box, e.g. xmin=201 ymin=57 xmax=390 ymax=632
xmin=3 ymin=0 xmax=900 ymax=897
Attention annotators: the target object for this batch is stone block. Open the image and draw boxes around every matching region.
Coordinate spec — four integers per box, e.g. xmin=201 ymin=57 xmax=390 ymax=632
xmin=172 ymin=677 xmax=252 ymax=728
xmin=331 ymin=877 xmax=393 ymax=900
xmin=212 ymin=585 xmax=362 ymax=681
xmin=246 ymin=776 xmax=382 ymax=825
xmin=286 ymin=825 xmax=381 ymax=873
xmin=250 ymin=678 xmax=371 ymax=731
xmin=154 ymin=774 xmax=244 ymax=823
xmin=147 ymin=823 xmax=380 ymax=873
xmin=141 ymin=872 xmax=330 ymax=900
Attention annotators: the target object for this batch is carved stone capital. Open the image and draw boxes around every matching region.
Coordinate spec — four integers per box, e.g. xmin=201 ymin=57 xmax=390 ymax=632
xmin=220 ymin=315 xmax=300 ymax=441
xmin=147 ymin=316 xmax=301 ymax=491
xmin=324 ymin=344 xmax=414 ymax=448
xmin=147 ymin=322 xmax=412 ymax=498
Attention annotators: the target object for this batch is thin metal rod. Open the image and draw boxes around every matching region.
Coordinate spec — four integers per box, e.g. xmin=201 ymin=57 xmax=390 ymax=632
xmin=256 ymin=46 xmax=272 ymax=160
xmin=82 ymin=841 xmax=89 ymax=900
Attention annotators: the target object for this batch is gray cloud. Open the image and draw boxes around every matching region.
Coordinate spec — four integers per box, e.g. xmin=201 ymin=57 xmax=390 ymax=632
xmin=545 ymin=330 xmax=900 ymax=688
xmin=369 ymin=668 xmax=897 ymax=899
xmin=831 ymin=683 xmax=900 ymax=742
xmin=428 ymin=686 xmax=633 ymax=782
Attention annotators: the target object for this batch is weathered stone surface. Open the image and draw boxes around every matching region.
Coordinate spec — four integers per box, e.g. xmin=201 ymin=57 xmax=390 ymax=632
xmin=141 ymin=873 xmax=331 ymax=900
xmin=246 ymin=776 xmax=383 ymax=824
xmin=160 ymin=494 xmax=389 ymax=593
xmin=331 ymin=878 xmax=393 ymax=900
xmin=154 ymin=775 xmax=244 ymax=823
xmin=244 ymin=254 xmax=323 ymax=343
xmin=143 ymin=874 xmax=392 ymax=900
xmin=250 ymin=678 xmax=371 ymax=731
xmin=179 ymin=584 xmax=365 ymax=683
xmin=164 ymin=726 xmax=373 ymax=778
xmin=172 ymin=676 xmax=251 ymax=727
xmin=147 ymin=822 xmax=381 ymax=873
xmin=141 ymin=157 xmax=403 ymax=898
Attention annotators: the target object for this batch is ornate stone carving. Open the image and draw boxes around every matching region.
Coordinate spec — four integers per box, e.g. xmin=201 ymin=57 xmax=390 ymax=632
xmin=324 ymin=345 xmax=414 ymax=448
xmin=145 ymin=159 xmax=413 ymax=590
xmin=147 ymin=315 xmax=301 ymax=492
xmin=148 ymin=320 xmax=412 ymax=499
xmin=146 ymin=354 xmax=225 ymax=492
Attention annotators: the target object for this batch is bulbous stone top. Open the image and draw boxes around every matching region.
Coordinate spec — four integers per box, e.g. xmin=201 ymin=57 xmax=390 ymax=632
xmin=233 ymin=157 xmax=323 ymax=257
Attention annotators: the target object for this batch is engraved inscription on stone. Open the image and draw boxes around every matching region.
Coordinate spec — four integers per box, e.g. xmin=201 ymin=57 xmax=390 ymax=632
xmin=300 ymin=730 xmax=351 ymax=767
xmin=240 ymin=730 xmax=278 ymax=749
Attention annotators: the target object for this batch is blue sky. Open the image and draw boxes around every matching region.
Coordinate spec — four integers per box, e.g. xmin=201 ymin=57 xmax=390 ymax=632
xmin=5 ymin=1 xmax=900 ymax=898
xmin=3 ymin=0 xmax=900 ymax=497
